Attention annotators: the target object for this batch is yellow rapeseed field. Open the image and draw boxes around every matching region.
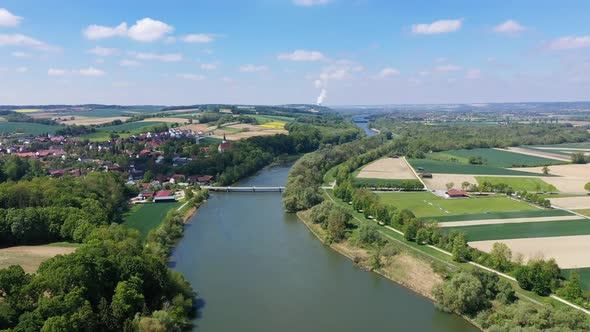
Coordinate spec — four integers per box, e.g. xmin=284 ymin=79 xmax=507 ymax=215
xmin=259 ymin=121 xmax=286 ymax=129
xmin=14 ymin=109 xmax=41 ymax=113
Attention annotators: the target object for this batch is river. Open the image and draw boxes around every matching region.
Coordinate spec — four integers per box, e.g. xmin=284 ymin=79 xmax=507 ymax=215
xmin=171 ymin=164 xmax=478 ymax=331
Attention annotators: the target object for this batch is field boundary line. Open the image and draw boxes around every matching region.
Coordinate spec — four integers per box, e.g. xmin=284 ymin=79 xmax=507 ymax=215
xmin=403 ymin=156 xmax=428 ymax=190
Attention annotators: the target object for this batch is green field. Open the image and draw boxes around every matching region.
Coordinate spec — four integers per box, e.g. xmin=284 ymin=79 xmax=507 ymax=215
xmin=432 ymin=209 xmax=573 ymax=222
xmin=353 ymin=178 xmax=424 ymax=188
xmin=377 ymin=192 xmax=536 ymax=218
xmin=60 ymin=107 xmax=161 ymax=117
xmin=475 ymin=176 xmax=558 ymax=192
xmin=562 ymin=268 xmax=590 ymax=292
xmin=79 ymin=121 xmax=165 ymax=141
xmin=446 ymin=218 xmax=590 ymax=242
xmin=251 ymin=114 xmax=295 ymax=124
xmin=429 ymin=148 xmax=563 ymax=167
xmin=408 ymin=159 xmax=552 ymax=176
xmin=0 ymin=122 xmax=60 ymax=135
xmin=123 ymin=202 xmax=181 ymax=239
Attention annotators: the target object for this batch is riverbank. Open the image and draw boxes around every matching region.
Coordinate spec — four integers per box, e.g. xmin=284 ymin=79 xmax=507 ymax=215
xmin=297 ymin=210 xmax=443 ymax=301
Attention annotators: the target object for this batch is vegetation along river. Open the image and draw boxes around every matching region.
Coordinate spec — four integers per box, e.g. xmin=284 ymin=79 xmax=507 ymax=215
xmin=171 ymin=163 xmax=478 ymax=331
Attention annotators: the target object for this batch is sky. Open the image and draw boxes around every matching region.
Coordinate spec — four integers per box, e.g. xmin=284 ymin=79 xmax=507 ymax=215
xmin=1 ymin=0 xmax=590 ymax=106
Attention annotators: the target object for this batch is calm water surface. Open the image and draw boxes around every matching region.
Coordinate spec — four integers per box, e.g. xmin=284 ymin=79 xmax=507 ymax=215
xmin=171 ymin=164 xmax=478 ymax=331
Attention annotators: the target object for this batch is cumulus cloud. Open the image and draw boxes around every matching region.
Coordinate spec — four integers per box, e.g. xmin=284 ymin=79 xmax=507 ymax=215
xmin=465 ymin=69 xmax=481 ymax=79
xmin=493 ymin=20 xmax=525 ymax=35
xmin=278 ymin=50 xmax=327 ymax=62
xmin=375 ymin=67 xmax=400 ymax=79
xmin=127 ymin=18 xmax=174 ymax=42
xmin=239 ymin=64 xmax=269 ymax=72
xmin=15 ymin=66 xmax=28 ymax=73
xmin=200 ymin=63 xmax=217 ymax=70
xmin=75 ymin=67 xmax=105 ymax=77
xmin=87 ymin=46 xmax=118 ymax=56
xmin=47 ymin=68 xmax=66 ymax=76
xmin=83 ymin=18 xmax=173 ymax=42
xmin=548 ymin=36 xmax=590 ymax=50
xmin=293 ymin=0 xmax=331 ymax=6
xmin=176 ymin=73 xmax=206 ymax=80
xmin=120 ymin=59 xmax=142 ymax=67
xmin=435 ymin=64 xmax=462 ymax=72
xmin=0 ymin=8 xmax=22 ymax=27
xmin=182 ymin=34 xmax=214 ymax=43
xmin=133 ymin=52 xmax=182 ymax=62
xmin=412 ymin=19 xmax=462 ymax=35
xmin=84 ymin=23 xmax=128 ymax=40
xmin=0 ymin=33 xmax=59 ymax=51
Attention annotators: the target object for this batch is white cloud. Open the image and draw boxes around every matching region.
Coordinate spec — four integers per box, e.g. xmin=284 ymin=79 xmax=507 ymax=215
xmin=239 ymin=64 xmax=269 ymax=72
xmin=412 ymin=19 xmax=463 ymax=35
xmin=418 ymin=71 xmax=430 ymax=77
xmin=15 ymin=66 xmax=28 ymax=73
xmin=127 ymin=18 xmax=174 ymax=42
xmin=493 ymin=20 xmax=525 ymax=35
xmin=0 ymin=8 xmax=22 ymax=27
xmin=375 ymin=67 xmax=400 ymax=78
xmin=200 ymin=63 xmax=217 ymax=70
xmin=87 ymin=46 xmax=118 ymax=56
xmin=95 ymin=59 xmax=105 ymax=64
xmin=176 ymin=73 xmax=206 ymax=80
xmin=134 ymin=52 xmax=182 ymax=62
xmin=465 ymin=69 xmax=481 ymax=79
xmin=435 ymin=64 xmax=462 ymax=72
xmin=548 ymin=36 xmax=590 ymax=50
xmin=293 ymin=0 xmax=331 ymax=6
xmin=120 ymin=59 xmax=142 ymax=67
xmin=83 ymin=22 xmax=128 ymax=40
xmin=182 ymin=34 xmax=214 ymax=43
xmin=434 ymin=57 xmax=448 ymax=63
xmin=75 ymin=67 xmax=105 ymax=77
xmin=83 ymin=18 xmax=173 ymax=42
xmin=164 ymin=36 xmax=176 ymax=44
xmin=278 ymin=50 xmax=327 ymax=62
xmin=11 ymin=51 xmax=31 ymax=58
xmin=48 ymin=68 xmax=66 ymax=76
xmin=0 ymin=33 xmax=58 ymax=51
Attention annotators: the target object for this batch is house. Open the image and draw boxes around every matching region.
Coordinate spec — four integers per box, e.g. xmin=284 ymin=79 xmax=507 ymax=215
xmin=170 ymin=174 xmax=185 ymax=184
xmin=137 ymin=191 xmax=155 ymax=201
xmin=197 ymin=175 xmax=213 ymax=184
xmin=445 ymin=189 xmax=469 ymax=198
xmin=49 ymin=169 xmax=67 ymax=177
xmin=154 ymin=190 xmax=176 ymax=202
xmin=218 ymin=134 xmax=231 ymax=153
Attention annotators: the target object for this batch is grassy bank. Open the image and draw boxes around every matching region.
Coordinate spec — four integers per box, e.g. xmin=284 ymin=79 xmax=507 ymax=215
xmin=123 ymin=201 xmax=182 ymax=239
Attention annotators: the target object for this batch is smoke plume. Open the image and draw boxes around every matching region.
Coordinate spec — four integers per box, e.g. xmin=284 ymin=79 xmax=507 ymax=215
xmin=316 ymin=88 xmax=327 ymax=105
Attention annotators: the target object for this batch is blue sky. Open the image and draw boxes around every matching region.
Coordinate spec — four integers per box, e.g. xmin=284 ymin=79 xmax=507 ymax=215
xmin=1 ymin=0 xmax=590 ymax=105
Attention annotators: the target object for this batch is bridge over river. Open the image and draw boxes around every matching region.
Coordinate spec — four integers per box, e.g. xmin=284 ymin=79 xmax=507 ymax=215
xmin=202 ymin=186 xmax=285 ymax=192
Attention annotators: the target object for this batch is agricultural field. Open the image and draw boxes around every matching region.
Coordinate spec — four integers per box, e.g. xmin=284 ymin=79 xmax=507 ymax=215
xmin=0 ymin=122 xmax=60 ymax=135
xmin=431 ymin=209 xmax=572 ymax=222
xmin=123 ymin=201 xmax=182 ymax=239
xmin=58 ymin=116 xmax=130 ymax=126
xmin=140 ymin=117 xmax=189 ymax=124
xmin=470 ymin=235 xmax=590 ymax=269
xmin=211 ymin=123 xmax=287 ymax=140
xmin=251 ymin=114 xmax=295 ymax=124
xmin=58 ymin=107 xmax=161 ymax=118
xmin=408 ymin=159 xmax=547 ymax=176
xmin=562 ymin=268 xmax=590 ymax=292
xmin=429 ymin=148 xmax=563 ymax=167
xmin=259 ymin=121 xmax=286 ymax=129
xmin=475 ymin=176 xmax=558 ymax=192
xmin=446 ymin=218 xmax=590 ymax=242
xmin=0 ymin=244 xmax=77 ymax=273
xmin=356 ymin=158 xmax=417 ymax=180
xmin=550 ymin=196 xmax=590 ymax=210
xmin=13 ymin=108 xmax=41 ymax=113
xmin=377 ymin=192 xmax=535 ymax=218
xmin=508 ymin=164 xmax=590 ymax=193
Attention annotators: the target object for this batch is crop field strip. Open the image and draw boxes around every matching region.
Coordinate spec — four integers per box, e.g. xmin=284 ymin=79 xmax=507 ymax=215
xmin=0 ymin=122 xmax=60 ymax=135
xmin=407 ymin=159 xmax=553 ymax=176
xmin=444 ymin=218 xmax=590 ymax=242
xmin=429 ymin=148 xmax=563 ymax=167
xmin=377 ymin=192 xmax=536 ymax=218
xmin=437 ymin=215 xmax=584 ymax=228
xmin=562 ymin=268 xmax=590 ymax=292
xmin=431 ymin=209 xmax=573 ymax=222
xmin=475 ymin=176 xmax=558 ymax=192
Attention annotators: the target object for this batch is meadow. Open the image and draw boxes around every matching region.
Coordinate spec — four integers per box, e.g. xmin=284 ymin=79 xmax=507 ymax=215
xmin=408 ymin=159 xmax=550 ymax=176
xmin=79 ymin=121 xmax=166 ymax=141
xmin=251 ymin=114 xmax=295 ymax=124
xmin=0 ymin=122 xmax=60 ymax=135
xmin=377 ymin=192 xmax=535 ymax=218
xmin=123 ymin=202 xmax=182 ymax=239
xmin=59 ymin=107 xmax=161 ymax=118
xmin=445 ymin=218 xmax=590 ymax=241
xmin=562 ymin=268 xmax=590 ymax=292
xmin=475 ymin=176 xmax=558 ymax=192
xmin=429 ymin=148 xmax=563 ymax=167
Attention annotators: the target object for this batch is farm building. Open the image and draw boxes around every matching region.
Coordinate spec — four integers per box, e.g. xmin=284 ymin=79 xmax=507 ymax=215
xmin=445 ymin=189 xmax=470 ymax=198
xmin=137 ymin=191 xmax=155 ymax=201
xmin=154 ymin=190 xmax=176 ymax=202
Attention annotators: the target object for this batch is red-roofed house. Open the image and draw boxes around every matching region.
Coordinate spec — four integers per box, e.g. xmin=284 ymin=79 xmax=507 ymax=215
xmin=154 ymin=190 xmax=176 ymax=202
xmin=445 ymin=189 xmax=470 ymax=198
xmin=218 ymin=134 xmax=231 ymax=153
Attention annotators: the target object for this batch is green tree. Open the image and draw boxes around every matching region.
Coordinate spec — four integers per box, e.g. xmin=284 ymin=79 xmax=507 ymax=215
xmin=489 ymin=242 xmax=512 ymax=272
xmin=358 ymin=223 xmax=380 ymax=245
xmin=451 ymin=232 xmax=470 ymax=262
xmin=327 ymin=208 xmax=350 ymax=242
xmin=433 ymin=272 xmax=489 ymax=316
xmin=585 ymin=182 xmax=590 ymax=192
xmin=111 ymin=276 xmax=145 ymax=322
xmin=542 ymin=165 xmax=550 ymax=175
xmin=571 ymin=152 xmax=587 ymax=164
xmin=558 ymin=272 xmax=585 ymax=303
